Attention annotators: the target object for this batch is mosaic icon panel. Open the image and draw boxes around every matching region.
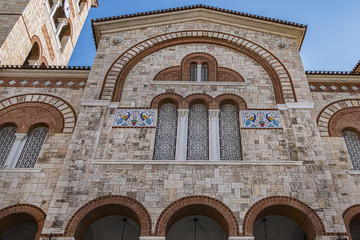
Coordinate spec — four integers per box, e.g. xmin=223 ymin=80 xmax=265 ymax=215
xmin=241 ymin=110 xmax=282 ymax=128
xmin=113 ymin=109 xmax=156 ymax=127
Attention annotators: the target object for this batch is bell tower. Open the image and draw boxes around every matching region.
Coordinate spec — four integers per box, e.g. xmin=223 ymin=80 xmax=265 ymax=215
xmin=0 ymin=0 xmax=98 ymax=66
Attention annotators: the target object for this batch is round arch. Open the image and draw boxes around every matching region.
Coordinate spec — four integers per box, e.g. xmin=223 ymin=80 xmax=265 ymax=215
xmin=0 ymin=204 xmax=46 ymax=240
xmin=214 ymin=94 xmax=247 ymax=110
xmin=316 ymin=99 xmax=360 ymax=137
xmin=243 ymin=196 xmax=326 ymax=240
xmin=184 ymin=93 xmax=214 ymax=108
xmin=100 ymin=30 xmax=296 ymax=104
xmin=150 ymin=93 xmax=185 ymax=109
xmin=343 ymin=204 xmax=360 ymax=240
xmin=64 ymin=195 xmax=152 ymax=239
xmin=154 ymin=195 xmax=240 ymax=237
xmin=0 ymin=94 xmax=77 ymax=133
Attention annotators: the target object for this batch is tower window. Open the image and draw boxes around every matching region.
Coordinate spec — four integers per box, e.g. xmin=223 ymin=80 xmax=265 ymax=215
xmin=23 ymin=42 xmax=40 ymax=66
xmin=16 ymin=126 xmax=48 ymax=168
xmin=343 ymin=130 xmax=360 ymax=170
xmin=0 ymin=126 xmax=17 ymax=168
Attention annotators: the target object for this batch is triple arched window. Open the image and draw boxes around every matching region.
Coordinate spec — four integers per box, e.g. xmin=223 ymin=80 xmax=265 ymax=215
xmin=0 ymin=124 xmax=48 ymax=168
xmin=153 ymin=101 xmax=241 ymax=161
xmin=343 ymin=130 xmax=360 ymax=170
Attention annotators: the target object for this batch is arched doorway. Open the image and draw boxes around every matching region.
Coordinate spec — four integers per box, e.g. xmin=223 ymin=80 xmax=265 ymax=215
xmin=64 ymin=195 xmax=152 ymax=240
xmin=167 ymin=215 xmax=226 ymax=240
xmin=0 ymin=204 xmax=46 ymax=240
xmin=81 ymin=215 xmax=140 ymax=240
xmin=349 ymin=213 xmax=360 ymax=240
xmin=253 ymin=215 xmax=307 ymax=240
xmin=343 ymin=205 xmax=360 ymax=240
xmin=243 ymin=196 xmax=326 ymax=240
xmin=155 ymin=196 xmax=240 ymax=238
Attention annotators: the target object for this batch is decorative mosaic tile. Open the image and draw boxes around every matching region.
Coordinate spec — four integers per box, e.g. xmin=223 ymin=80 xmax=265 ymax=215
xmin=113 ymin=109 xmax=156 ymax=127
xmin=240 ymin=110 xmax=282 ymax=128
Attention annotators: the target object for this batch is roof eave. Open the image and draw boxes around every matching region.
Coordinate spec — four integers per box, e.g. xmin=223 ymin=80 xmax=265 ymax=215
xmin=91 ymin=6 xmax=307 ymax=50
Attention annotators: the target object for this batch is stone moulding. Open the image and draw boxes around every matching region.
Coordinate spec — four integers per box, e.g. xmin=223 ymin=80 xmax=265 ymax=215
xmin=100 ymin=30 xmax=296 ymax=104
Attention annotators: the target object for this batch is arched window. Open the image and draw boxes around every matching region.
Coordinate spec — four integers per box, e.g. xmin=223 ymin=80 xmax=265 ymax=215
xmin=190 ymin=63 xmax=197 ymax=82
xmin=153 ymin=103 xmax=178 ymax=160
xmin=0 ymin=126 xmax=17 ymax=167
xmin=219 ymin=104 xmax=241 ymax=160
xmin=187 ymin=104 xmax=209 ymax=160
xmin=23 ymin=42 xmax=40 ymax=66
xmin=201 ymin=63 xmax=208 ymax=82
xmin=343 ymin=130 xmax=360 ymax=170
xmin=16 ymin=126 xmax=48 ymax=168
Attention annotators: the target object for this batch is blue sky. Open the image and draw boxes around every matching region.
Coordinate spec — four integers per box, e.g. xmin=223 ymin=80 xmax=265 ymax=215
xmin=68 ymin=0 xmax=360 ymax=71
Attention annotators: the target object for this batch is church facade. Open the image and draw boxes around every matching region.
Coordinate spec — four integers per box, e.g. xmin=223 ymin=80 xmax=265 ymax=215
xmin=0 ymin=2 xmax=360 ymax=240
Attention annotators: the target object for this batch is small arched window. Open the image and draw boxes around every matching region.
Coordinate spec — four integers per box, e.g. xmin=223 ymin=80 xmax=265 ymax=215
xmin=153 ymin=103 xmax=178 ymax=160
xmin=219 ymin=104 xmax=241 ymax=160
xmin=16 ymin=126 xmax=48 ymax=168
xmin=190 ymin=63 xmax=197 ymax=82
xmin=23 ymin=42 xmax=40 ymax=66
xmin=201 ymin=63 xmax=208 ymax=82
xmin=343 ymin=130 xmax=360 ymax=170
xmin=187 ymin=104 xmax=209 ymax=160
xmin=0 ymin=126 xmax=17 ymax=167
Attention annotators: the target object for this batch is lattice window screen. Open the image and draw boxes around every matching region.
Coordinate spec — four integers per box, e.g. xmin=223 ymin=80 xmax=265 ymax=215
xmin=201 ymin=64 xmax=208 ymax=82
xmin=343 ymin=131 xmax=360 ymax=170
xmin=153 ymin=103 xmax=178 ymax=160
xmin=0 ymin=127 xmax=16 ymax=167
xmin=220 ymin=104 xmax=242 ymax=160
xmin=16 ymin=127 xmax=48 ymax=168
xmin=190 ymin=63 xmax=197 ymax=82
xmin=187 ymin=104 xmax=209 ymax=160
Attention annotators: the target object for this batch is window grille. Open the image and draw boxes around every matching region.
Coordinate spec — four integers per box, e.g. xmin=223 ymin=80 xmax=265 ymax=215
xmin=187 ymin=104 xmax=209 ymax=160
xmin=201 ymin=64 xmax=208 ymax=82
xmin=343 ymin=131 xmax=360 ymax=170
xmin=153 ymin=104 xmax=178 ymax=160
xmin=0 ymin=127 xmax=16 ymax=167
xmin=16 ymin=127 xmax=48 ymax=168
xmin=190 ymin=63 xmax=197 ymax=82
xmin=219 ymin=104 xmax=242 ymax=160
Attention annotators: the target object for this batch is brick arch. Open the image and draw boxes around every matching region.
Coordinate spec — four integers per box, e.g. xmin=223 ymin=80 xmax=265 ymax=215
xmin=64 ymin=195 xmax=152 ymax=239
xmin=100 ymin=30 xmax=296 ymax=104
xmin=30 ymin=35 xmax=43 ymax=62
xmin=150 ymin=93 xmax=185 ymax=109
xmin=184 ymin=93 xmax=214 ymax=109
xmin=154 ymin=195 xmax=240 ymax=237
xmin=0 ymin=94 xmax=77 ymax=133
xmin=343 ymin=204 xmax=360 ymax=240
xmin=317 ymin=99 xmax=360 ymax=137
xmin=243 ymin=196 xmax=326 ymax=240
xmin=0 ymin=204 xmax=46 ymax=240
xmin=181 ymin=52 xmax=218 ymax=82
xmin=214 ymin=94 xmax=247 ymax=110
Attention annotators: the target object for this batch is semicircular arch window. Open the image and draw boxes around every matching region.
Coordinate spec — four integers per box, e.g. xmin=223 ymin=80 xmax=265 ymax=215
xmin=343 ymin=130 xmax=360 ymax=170
xmin=0 ymin=126 xmax=17 ymax=167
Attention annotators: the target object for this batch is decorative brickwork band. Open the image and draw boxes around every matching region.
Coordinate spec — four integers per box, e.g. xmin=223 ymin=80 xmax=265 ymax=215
xmin=0 ymin=94 xmax=77 ymax=133
xmin=64 ymin=195 xmax=152 ymax=239
xmin=343 ymin=204 xmax=360 ymax=240
xmin=0 ymin=204 xmax=46 ymax=240
xmin=316 ymin=99 xmax=360 ymax=137
xmin=150 ymin=93 xmax=247 ymax=110
xmin=154 ymin=195 xmax=240 ymax=237
xmin=100 ymin=30 xmax=296 ymax=104
xmin=242 ymin=196 xmax=326 ymax=240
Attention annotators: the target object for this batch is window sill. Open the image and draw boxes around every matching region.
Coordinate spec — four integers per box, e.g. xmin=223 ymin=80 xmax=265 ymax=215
xmin=0 ymin=168 xmax=42 ymax=173
xmin=91 ymin=160 xmax=303 ymax=166
xmin=346 ymin=170 xmax=360 ymax=175
xmin=150 ymin=81 xmax=247 ymax=86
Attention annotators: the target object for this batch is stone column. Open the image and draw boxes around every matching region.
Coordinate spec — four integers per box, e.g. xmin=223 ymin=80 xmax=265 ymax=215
xmin=175 ymin=109 xmax=189 ymax=161
xmin=197 ymin=64 xmax=202 ymax=82
xmin=5 ymin=133 xmax=27 ymax=168
xmin=209 ymin=110 xmax=220 ymax=161
xmin=228 ymin=237 xmax=255 ymax=240
xmin=139 ymin=237 xmax=166 ymax=240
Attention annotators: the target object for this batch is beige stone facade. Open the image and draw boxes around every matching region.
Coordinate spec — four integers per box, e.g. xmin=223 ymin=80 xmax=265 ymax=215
xmin=0 ymin=4 xmax=360 ymax=240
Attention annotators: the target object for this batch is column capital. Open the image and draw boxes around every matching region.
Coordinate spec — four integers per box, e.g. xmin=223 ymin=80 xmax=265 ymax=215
xmin=178 ymin=109 xmax=189 ymax=119
xmin=15 ymin=133 xmax=27 ymax=140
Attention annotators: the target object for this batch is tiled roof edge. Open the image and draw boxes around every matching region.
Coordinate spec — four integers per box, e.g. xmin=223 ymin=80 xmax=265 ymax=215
xmin=306 ymin=71 xmax=360 ymax=75
xmin=352 ymin=60 xmax=360 ymax=73
xmin=0 ymin=65 xmax=91 ymax=70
